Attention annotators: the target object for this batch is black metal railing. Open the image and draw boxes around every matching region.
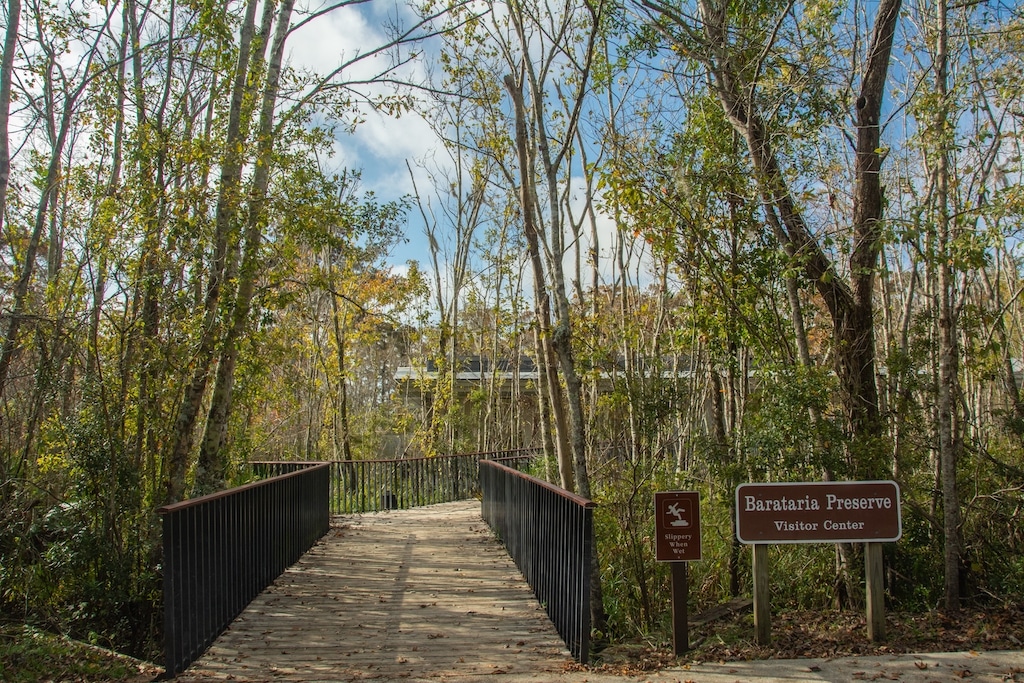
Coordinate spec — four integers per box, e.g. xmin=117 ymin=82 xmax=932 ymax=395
xmin=250 ymin=449 xmax=539 ymax=514
xmin=157 ymin=463 xmax=330 ymax=677
xmin=478 ymin=459 xmax=595 ymax=664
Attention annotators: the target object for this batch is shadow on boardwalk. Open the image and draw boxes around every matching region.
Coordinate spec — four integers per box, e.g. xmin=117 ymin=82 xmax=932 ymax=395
xmin=173 ymin=500 xmax=575 ymax=682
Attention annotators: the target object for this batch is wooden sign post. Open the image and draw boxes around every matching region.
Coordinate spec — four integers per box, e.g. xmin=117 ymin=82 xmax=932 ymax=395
xmin=752 ymin=543 xmax=770 ymax=645
xmin=865 ymin=542 xmax=885 ymax=641
xmin=735 ymin=481 xmax=902 ymax=645
xmin=654 ymin=491 xmax=702 ymax=655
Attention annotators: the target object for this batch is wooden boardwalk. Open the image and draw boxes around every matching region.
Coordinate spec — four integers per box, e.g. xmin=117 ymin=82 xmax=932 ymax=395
xmin=175 ymin=500 xmax=576 ymax=682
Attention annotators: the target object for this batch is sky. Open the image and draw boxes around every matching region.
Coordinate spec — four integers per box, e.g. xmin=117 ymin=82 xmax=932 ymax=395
xmin=285 ymin=0 xmax=658 ymax=300
xmin=286 ymin=0 xmax=442 ymax=260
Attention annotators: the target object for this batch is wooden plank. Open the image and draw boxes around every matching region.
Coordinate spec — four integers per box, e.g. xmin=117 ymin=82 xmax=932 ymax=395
xmin=176 ymin=500 xmax=575 ymax=681
xmin=691 ymin=597 xmax=752 ymax=626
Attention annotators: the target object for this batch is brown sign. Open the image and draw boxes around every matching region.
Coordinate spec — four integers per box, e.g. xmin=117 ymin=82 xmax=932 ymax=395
xmin=655 ymin=491 xmax=702 ymax=562
xmin=736 ymin=481 xmax=901 ymax=544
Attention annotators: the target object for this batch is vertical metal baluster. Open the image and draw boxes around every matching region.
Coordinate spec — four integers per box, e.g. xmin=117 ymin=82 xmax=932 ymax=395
xmin=477 ymin=459 xmax=594 ymax=665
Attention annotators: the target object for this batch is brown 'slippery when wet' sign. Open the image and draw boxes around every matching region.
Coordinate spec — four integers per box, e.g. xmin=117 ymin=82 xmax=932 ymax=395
xmin=654 ymin=491 xmax=701 ymax=562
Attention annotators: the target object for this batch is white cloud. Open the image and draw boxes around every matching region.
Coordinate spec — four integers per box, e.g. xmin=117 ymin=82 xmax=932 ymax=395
xmin=388 ymin=261 xmax=411 ymax=278
xmin=351 ymin=110 xmax=441 ymax=196
xmin=285 ymin=1 xmax=447 ymax=204
xmin=288 ymin=2 xmax=389 ymax=83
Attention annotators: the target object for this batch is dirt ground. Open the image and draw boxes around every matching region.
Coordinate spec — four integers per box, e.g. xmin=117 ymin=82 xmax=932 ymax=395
xmin=572 ymin=606 xmax=1024 ymax=683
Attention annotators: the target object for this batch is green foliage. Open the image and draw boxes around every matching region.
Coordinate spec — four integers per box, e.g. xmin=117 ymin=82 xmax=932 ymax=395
xmin=593 ymin=454 xmax=852 ymax=646
xmin=742 ymin=364 xmax=848 ymax=480
xmin=1 ymin=0 xmax=1023 ymax=661
xmin=957 ymin=437 xmax=1024 ymax=605
xmin=593 ymin=457 xmax=682 ymax=641
xmin=0 ymin=625 xmax=144 ymax=683
xmin=524 ymin=454 xmax=559 ymax=483
xmin=764 ymin=544 xmax=842 ymax=609
xmin=888 ymin=506 xmax=944 ymax=610
xmin=1 ymin=408 xmax=161 ymax=660
xmin=350 ymin=401 xmax=419 ymax=460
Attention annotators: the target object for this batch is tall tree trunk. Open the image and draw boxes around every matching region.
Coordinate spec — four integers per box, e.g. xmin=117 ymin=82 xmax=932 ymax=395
xmin=126 ymin=0 xmax=172 ymax=489
xmin=504 ymin=0 xmax=607 ymax=625
xmin=164 ymin=0 xmax=269 ymax=502
xmin=933 ymin=0 xmax=962 ymax=611
xmin=0 ymin=0 xmax=21 ymax=484
xmin=680 ymin=0 xmax=901 ymax=476
xmin=195 ymin=0 xmax=295 ymax=495
xmin=0 ymin=0 xmax=18 ymax=239
xmin=504 ymin=73 xmax=575 ymax=492
xmin=86 ymin=5 xmax=127 ymax=390
xmin=527 ymin=70 xmax=595 ymax=501
xmin=980 ymin=268 xmax=1024 ymax=422
xmin=0 ymin=89 xmax=72 ymax=399
xmin=844 ymin=0 xmax=903 ymax=473
xmin=330 ymin=280 xmax=353 ymax=461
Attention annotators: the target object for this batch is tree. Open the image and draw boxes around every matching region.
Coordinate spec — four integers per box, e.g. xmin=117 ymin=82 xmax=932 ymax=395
xmin=632 ymin=0 xmax=902 ymax=479
xmin=0 ymin=0 xmax=18 ymax=238
xmin=0 ymin=0 xmax=117 ymax=400
xmin=194 ymin=0 xmax=297 ymax=495
xmin=928 ymin=0 xmax=963 ymax=614
xmin=406 ymin=115 xmax=490 ymax=454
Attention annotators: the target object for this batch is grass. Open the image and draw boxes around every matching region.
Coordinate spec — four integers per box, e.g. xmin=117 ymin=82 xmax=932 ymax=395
xmin=0 ymin=624 xmax=158 ymax=682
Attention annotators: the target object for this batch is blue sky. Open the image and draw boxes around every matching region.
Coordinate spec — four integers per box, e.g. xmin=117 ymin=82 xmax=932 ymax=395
xmin=286 ymin=0 xmax=444 ymax=261
xmin=286 ymin=0 xmax=659 ymax=299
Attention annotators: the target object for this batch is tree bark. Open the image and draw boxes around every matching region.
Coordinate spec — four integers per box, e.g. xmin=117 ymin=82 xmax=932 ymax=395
xmin=504 ymin=73 xmax=575 ymax=492
xmin=195 ymin=0 xmax=295 ymax=495
xmin=514 ymin=6 xmax=600 ymax=498
xmin=932 ymin=0 xmax=962 ymax=611
xmin=503 ymin=0 xmax=606 ymax=627
xmin=330 ymin=280 xmax=354 ymax=461
xmin=164 ymin=0 xmax=268 ymax=502
xmin=0 ymin=0 xmax=19 ymax=238
xmin=0 ymin=70 xmax=73 ymax=398
xmin=677 ymin=0 xmax=902 ymax=476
